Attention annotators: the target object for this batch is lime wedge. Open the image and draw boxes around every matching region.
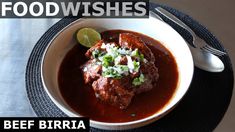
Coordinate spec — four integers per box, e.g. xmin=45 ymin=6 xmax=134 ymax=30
xmin=76 ymin=28 xmax=101 ymax=48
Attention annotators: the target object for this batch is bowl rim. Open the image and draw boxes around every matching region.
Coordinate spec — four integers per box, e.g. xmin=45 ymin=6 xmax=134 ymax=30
xmin=40 ymin=17 xmax=194 ymax=129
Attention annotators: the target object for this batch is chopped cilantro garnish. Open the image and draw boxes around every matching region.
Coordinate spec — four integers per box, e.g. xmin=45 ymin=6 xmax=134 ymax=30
xmin=140 ymin=53 xmax=144 ymax=61
xmin=102 ymin=54 xmax=114 ymax=67
xmin=131 ymin=49 xmax=145 ymax=62
xmin=131 ymin=49 xmax=139 ymax=57
xmin=102 ymin=67 xmax=122 ymax=79
xmin=117 ymin=65 xmax=129 ymax=71
xmin=133 ymin=60 xmax=140 ymax=72
xmin=102 ymin=65 xmax=129 ymax=79
xmin=92 ymin=43 xmax=147 ymax=82
xmin=130 ymin=113 xmax=136 ymax=117
xmin=116 ymin=65 xmax=129 ymax=74
xmin=132 ymin=74 xmax=145 ymax=86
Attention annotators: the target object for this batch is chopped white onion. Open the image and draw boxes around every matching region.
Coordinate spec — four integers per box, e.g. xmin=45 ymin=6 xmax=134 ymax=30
xmin=114 ymin=56 xmax=122 ymax=65
xmin=83 ymin=67 xmax=87 ymax=72
xmin=101 ymin=43 xmax=106 ymax=49
xmin=126 ymin=55 xmax=134 ymax=73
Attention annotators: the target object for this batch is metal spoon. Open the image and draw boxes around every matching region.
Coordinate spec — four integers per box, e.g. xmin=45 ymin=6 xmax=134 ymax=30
xmin=149 ymin=11 xmax=225 ymax=72
xmin=189 ymin=45 xmax=224 ymax=72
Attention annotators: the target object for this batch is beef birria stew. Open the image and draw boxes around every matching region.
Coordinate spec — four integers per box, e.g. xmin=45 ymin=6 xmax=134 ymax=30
xmin=58 ymin=30 xmax=178 ymax=123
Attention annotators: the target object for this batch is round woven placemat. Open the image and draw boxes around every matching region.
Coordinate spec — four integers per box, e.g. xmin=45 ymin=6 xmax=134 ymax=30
xmin=26 ymin=3 xmax=234 ymax=132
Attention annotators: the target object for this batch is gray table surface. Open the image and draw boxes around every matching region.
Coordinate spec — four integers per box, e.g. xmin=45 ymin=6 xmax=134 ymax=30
xmin=0 ymin=19 xmax=59 ymax=117
xmin=0 ymin=0 xmax=234 ymax=131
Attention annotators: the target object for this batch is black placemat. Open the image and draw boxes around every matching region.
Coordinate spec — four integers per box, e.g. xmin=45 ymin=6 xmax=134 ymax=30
xmin=25 ymin=3 xmax=234 ymax=132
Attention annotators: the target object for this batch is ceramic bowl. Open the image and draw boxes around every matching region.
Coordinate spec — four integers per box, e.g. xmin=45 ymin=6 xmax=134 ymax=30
xmin=41 ymin=16 xmax=194 ymax=130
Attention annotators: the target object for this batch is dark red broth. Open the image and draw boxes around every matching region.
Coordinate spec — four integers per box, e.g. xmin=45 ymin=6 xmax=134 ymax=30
xmin=58 ymin=30 xmax=178 ymax=123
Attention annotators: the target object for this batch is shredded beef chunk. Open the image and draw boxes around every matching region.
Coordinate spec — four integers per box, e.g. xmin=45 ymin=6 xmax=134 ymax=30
xmin=119 ymin=33 xmax=155 ymax=62
xmin=81 ymin=33 xmax=159 ymax=109
xmin=81 ymin=60 xmax=102 ymax=84
xmin=92 ymin=77 xmax=134 ymax=109
xmin=85 ymin=40 xmax=104 ymax=59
